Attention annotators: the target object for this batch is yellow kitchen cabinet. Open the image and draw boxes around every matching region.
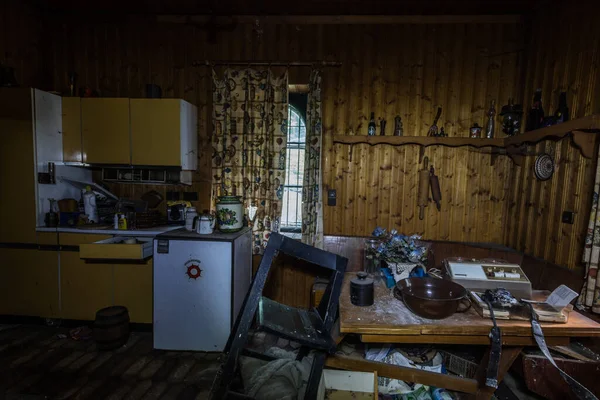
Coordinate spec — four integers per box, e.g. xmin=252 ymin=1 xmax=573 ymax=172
xmin=130 ymin=99 xmax=197 ymax=168
xmin=0 ymin=248 xmax=59 ymax=317
xmin=60 ymin=251 xmax=113 ymax=320
xmin=59 ymin=233 xmax=113 ymax=320
xmin=62 ymin=97 xmax=82 ymax=162
xmin=113 ymin=260 xmax=153 ymax=323
xmin=81 ymin=98 xmax=130 ymax=164
xmin=37 ymin=231 xmax=59 ymax=246
xmin=0 ymin=89 xmax=37 ymax=244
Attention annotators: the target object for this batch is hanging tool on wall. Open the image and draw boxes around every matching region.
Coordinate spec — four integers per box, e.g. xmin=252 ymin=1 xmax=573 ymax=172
xmin=427 ymin=107 xmax=442 ymax=137
xmin=418 ymin=157 xmax=430 ymax=220
xmin=429 ymin=165 xmax=441 ymax=211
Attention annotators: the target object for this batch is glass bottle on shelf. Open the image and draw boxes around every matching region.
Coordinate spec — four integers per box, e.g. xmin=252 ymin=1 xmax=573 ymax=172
xmin=364 ymin=238 xmax=381 ymax=277
xmin=485 ymin=100 xmax=496 ymax=138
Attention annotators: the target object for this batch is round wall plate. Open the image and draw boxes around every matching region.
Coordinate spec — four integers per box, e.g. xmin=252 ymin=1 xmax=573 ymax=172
xmin=534 ymin=153 xmax=555 ymax=181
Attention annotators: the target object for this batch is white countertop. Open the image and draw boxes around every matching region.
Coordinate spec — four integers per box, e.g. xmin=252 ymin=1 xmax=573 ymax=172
xmin=36 ymin=225 xmax=181 ymax=236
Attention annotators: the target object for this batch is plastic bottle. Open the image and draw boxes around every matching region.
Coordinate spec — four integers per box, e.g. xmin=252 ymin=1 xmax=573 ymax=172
xmin=118 ymin=214 xmax=128 ymax=230
xmin=114 ymin=213 xmax=119 ymax=229
xmin=83 ymin=186 xmax=98 ymax=223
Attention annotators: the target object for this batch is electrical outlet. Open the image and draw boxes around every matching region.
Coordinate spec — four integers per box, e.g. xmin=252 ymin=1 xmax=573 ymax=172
xmin=327 ymin=189 xmax=336 ymax=206
xmin=562 ymin=211 xmax=575 ymax=224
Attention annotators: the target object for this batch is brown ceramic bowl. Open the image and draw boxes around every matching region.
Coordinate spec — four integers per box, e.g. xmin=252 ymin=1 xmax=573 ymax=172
xmin=395 ymin=277 xmax=468 ymax=319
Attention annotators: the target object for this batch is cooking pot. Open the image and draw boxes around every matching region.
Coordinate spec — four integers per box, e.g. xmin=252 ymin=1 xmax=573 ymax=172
xmin=395 ymin=277 xmax=469 ymax=319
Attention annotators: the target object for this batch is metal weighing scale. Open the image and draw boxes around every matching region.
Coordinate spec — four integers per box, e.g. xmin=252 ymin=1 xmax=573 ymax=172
xmin=444 ymin=259 xmax=533 ymax=300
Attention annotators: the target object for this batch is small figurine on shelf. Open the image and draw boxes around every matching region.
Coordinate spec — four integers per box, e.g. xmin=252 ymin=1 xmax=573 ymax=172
xmin=394 ymin=115 xmax=404 ymax=136
xmin=499 ymin=98 xmax=523 ymax=136
xmin=470 ymin=123 xmax=482 ymax=138
xmin=368 ymin=112 xmax=376 ymax=136
xmin=380 ymin=118 xmax=387 ymax=136
xmin=485 ymin=100 xmax=496 ymax=138
xmin=439 ymin=127 xmax=447 ymax=137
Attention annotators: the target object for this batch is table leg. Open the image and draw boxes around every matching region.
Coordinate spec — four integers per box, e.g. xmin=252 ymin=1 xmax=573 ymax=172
xmin=472 ymin=346 xmax=523 ymax=400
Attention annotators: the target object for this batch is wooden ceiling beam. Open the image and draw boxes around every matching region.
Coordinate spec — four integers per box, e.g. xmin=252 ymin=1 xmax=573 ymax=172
xmin=157 ymin=14 xmax=522 ymax=25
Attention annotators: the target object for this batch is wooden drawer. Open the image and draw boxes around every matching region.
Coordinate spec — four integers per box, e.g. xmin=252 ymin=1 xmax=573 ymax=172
xmin=79 ymin=237 xmax=153 ymax=260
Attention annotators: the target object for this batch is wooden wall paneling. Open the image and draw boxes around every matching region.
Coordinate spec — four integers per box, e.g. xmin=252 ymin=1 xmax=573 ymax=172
xmin=45 ymin=18 xmax=524 ymax=241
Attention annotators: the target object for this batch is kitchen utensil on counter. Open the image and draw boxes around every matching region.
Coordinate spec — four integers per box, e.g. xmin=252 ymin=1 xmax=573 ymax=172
xmin=59 ymin=212 xmax=79 ymax=227
xmin=185 ymin=207 xmax=198 ymax=231
xmin=167 ymin=201 xmax=190 ymax=225
xmin=534 ymin=153 xmax=555 ymax=181
xmin=141 ymin=190 xmax=163 ymax=209
xmin=418 ymin=157 xmax=430 ymax=220
xmin=427 ymin=107 xmax=442 ymax=137
xmin=58 ymin=198 xmax=78 ymax=213
xmin=83 ymin=186 xmax=99 ymax=223
xmin=193 ymin=212 xmax=216 ymax=234
xmin=45 ymin=198 xmax=59 ymax=227
xmin=429 ymin=165 xmax=442 ymax=211
xmin=350 ymin=272 xmax=374 ymax=306
xmin=394 ymin=277 xmax=469 ymax=319
xmin=216 ymin=195 xmax=243 ymax=232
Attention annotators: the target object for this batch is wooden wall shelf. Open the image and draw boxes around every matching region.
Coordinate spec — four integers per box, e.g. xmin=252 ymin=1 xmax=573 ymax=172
xmin=332 ymin=114 xmax=600 ymax=165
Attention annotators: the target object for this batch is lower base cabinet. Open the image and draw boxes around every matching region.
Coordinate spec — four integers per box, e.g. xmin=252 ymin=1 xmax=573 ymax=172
xmin=0 ymin=248 xmax=59 ymax=318
xmin=113 ymin=260 xmax=153 ymax=324
xmin=59 ymin=251 xmax=113 ymax=321
xmin=0 ymin=238 xmax=153 ymax=324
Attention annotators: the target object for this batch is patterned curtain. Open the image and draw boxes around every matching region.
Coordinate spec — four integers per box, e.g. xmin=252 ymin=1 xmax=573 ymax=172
xmin=301 ymin=70 xmax=324 ymax=248
xmin=579 ymin=148 xmax=600 ymax=313
xmin=212 ymin=68 xmax=288 ymax=255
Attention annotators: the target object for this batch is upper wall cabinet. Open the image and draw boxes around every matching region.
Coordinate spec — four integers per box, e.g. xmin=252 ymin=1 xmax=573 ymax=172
xmin=130 ymin=99 xmax=197 ymax=169
xmin=62 ymin=97 xmax=82 ymax=163
xmin=81 ymin=98 xmax=131 ymax=164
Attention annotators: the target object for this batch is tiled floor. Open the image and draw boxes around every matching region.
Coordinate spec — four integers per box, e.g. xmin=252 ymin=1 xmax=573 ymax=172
xmin=0 ymin=324 xmax=220 ymax=400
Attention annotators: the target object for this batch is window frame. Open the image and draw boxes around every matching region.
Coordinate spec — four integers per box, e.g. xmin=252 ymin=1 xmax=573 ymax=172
xmin=280 ymin=104 xmax=306 ymax=233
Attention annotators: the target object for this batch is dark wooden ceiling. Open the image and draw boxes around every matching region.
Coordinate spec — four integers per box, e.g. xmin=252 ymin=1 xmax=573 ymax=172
xmin=32 ymin=0 xmax=546 ymax=16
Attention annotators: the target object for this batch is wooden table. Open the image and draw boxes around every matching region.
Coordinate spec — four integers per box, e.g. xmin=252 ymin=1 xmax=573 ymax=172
xmin=326 ymin=274 xmax=600 ymax=399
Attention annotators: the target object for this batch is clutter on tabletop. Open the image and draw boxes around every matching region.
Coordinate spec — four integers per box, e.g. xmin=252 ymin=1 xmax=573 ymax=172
xmin=370 ymin=227 xmax=429 ymax=265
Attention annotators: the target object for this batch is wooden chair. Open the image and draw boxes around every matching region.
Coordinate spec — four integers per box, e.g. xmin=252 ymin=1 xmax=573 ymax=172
xmin=209 ymin=233 xmax=348 ymax=400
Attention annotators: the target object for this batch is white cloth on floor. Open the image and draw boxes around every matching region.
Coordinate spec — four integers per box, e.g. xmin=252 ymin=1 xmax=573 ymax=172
xmin=239 ymin=347 xmax=313 ymax=400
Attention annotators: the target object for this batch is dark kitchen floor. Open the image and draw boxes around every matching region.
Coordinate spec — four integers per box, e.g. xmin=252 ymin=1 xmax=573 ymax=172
xmin=0 ymin=324 xmax=220 ymax=400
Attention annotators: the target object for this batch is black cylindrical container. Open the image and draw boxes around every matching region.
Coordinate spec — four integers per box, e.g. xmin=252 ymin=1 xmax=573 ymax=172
xmin=350 ymin=272 xmax=374 ymax=306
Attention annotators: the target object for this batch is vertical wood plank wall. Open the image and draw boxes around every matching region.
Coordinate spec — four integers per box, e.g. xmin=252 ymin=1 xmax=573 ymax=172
xmin=45 ymin=19 xmax=523 ymax=243
xmin=0 ymin=1 xmax=43 ymax=88
xmin=505 ymin=5 xmax=600 ymax=269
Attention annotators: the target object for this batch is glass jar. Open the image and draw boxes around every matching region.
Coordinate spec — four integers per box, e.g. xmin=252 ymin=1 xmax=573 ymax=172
xmin=364 ymin=239 xmax=381 ymax=276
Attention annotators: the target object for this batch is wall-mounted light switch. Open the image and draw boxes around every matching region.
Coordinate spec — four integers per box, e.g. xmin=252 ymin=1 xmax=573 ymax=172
xmin=327 ymin=189 xmax=336 ymax=206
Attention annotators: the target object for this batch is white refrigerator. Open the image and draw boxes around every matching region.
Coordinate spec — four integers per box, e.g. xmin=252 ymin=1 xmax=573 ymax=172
xmin=153 ymin=227 xmax=252 ymax=351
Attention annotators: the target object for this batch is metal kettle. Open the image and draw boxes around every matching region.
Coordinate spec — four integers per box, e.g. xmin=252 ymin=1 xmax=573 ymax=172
xmin=193 ymin=213 xmax=215 ymax=234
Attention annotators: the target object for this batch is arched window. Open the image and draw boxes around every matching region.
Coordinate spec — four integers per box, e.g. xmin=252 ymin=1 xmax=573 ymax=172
xmin=280 ymin=105 xmax=306 ymax=231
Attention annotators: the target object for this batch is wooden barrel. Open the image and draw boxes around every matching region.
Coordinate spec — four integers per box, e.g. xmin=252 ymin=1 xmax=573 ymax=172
xmin=93 ymin=306 xmax=130 ymax=351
